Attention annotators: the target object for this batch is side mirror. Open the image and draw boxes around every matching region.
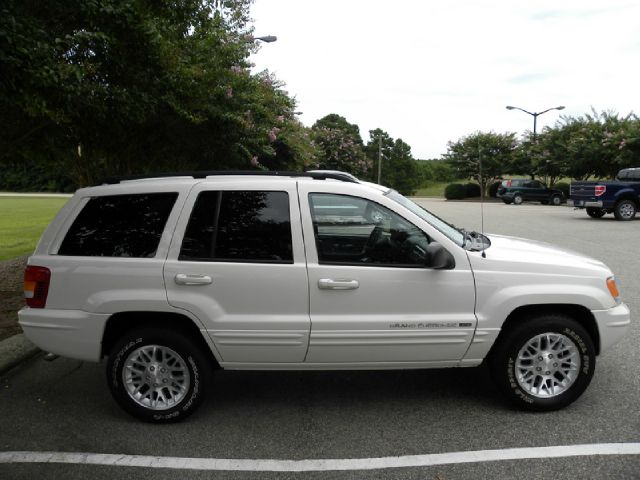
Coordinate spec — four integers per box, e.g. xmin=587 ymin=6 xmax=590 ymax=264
xmin=426 ymin=242 xmax=455 ymax=270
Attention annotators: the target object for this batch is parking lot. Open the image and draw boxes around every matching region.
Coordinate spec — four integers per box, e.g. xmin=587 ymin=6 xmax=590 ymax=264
xmin=1 ymin=199 xmax=638 ymax=480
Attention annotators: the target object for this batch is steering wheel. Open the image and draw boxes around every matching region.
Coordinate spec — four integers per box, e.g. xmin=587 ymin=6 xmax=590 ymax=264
xmin=362 ymin=225 xmax=385 ymax=261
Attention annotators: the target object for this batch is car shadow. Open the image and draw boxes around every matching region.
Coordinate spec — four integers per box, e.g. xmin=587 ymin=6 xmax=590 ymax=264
xmin=208 ymin=365 xmax=504 ymax=413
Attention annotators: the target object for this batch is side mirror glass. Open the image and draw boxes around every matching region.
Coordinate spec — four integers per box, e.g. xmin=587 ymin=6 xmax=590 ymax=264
xmin=426 ymin=242 xmax=455 ymax=270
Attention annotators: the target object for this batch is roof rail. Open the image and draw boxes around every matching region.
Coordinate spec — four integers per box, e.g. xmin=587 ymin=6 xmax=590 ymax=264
xmin=98 ymin=170 xmax=360 ymax=185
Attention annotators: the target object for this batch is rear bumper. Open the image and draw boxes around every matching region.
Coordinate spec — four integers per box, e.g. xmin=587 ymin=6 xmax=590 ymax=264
xmin=592 ymin=303 xmax=631 ymax=353
xmin=569 ymin=199 xmax=604 ymax=208
xmin=18 ymin=308 xmax=109 ymax=362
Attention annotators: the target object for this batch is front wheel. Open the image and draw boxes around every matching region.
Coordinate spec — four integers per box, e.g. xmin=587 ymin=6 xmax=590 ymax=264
xmin=107 ymin=327 xmax=211 ymax=422
xmin=586 ymin=207 xmax=606 ymax=218
xmin=613 ymin=199 xmax=637 ymax=221
xmin=551 ymin=195 xmax=562 ymax=206
xmin=490 ymin=314 xmax=595 ymax=411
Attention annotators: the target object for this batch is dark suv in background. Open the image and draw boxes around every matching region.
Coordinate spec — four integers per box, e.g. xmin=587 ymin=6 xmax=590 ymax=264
xmin=497 ymin=179 xmax=565 ymax=205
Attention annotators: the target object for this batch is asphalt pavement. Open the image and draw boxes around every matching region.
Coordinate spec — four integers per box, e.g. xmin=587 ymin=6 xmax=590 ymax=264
xmin=1 ymin=200 xmax=638 ymax=479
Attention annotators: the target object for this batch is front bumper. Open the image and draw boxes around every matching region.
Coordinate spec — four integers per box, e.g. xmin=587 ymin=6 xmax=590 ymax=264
xmin=592 ymin=303 xmax=631 ymax=353
xmin=18 ymin=308 xmax=110 ymax=362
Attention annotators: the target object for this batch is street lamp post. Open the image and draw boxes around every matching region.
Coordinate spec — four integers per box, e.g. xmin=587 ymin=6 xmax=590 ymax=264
xmin=505 ymin=105 xmax=565 ymax=141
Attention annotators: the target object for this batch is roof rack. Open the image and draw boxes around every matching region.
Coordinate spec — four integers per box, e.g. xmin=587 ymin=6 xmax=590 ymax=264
xmin=99 ymin=170 xmax=360 ymax=185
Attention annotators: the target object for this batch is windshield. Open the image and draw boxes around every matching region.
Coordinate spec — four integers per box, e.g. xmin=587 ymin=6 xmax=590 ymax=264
xmin=386 ymin=190 xmax=465 ymax=247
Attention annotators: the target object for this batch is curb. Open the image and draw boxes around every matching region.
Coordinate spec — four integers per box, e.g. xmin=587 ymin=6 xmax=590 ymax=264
xmin=0 ymin=334 xmax=40 ymax=376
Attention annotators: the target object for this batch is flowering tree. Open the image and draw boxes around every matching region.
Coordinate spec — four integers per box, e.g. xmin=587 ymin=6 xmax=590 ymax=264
xmin=534 ymin=111 xmax=640 ymax=181
xmin=310 ymin=114 xmax=370 ymax=177
xmin=0 ymin=0 xmax=313 ymax=189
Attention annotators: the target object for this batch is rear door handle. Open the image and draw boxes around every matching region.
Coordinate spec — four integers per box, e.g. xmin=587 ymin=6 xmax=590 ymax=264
xmin=318 ymin=278 xmax=359 ymax=290
xmin=175 ymin=273 xmax=213 ymax=286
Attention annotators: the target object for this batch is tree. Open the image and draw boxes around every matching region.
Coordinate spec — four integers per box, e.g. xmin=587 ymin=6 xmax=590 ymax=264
xmin=310 ymin=114 xmax=370 ymax=177
xmin=534 ymin=110 xmax=640 ymax=181
xmin=364 ymin=128 xmax=394 ymax=183
xmin=0 ymin=0 xmax=308 ymax=188
xmin=446 ymin=131 xmax=517 ymax=194
xmin=363 ymin=129 xmax=419 ymax=194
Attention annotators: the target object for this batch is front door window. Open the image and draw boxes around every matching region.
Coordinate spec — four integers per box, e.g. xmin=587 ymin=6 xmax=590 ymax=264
xmin=309 ymin=193 xmax=430 ymax=267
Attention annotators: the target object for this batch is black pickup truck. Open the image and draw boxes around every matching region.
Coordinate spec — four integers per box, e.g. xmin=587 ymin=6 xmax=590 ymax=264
xmin=570 ymin=168 xmax=640 ymax=220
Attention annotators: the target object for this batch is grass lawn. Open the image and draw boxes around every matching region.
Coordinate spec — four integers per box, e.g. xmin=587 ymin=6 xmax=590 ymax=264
xmin=0 ymin=196 xmax=69 ymax=260
xmin=413 ymin=180 xmax=467 ymax=197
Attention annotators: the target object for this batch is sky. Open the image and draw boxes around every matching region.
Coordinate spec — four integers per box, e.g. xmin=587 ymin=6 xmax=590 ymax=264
xmin=248 ymin=0 xmax=640 ymax=159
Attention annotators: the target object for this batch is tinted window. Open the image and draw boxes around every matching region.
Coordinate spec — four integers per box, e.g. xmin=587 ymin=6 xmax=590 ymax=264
xmin=180 ymin=191 xmax=293 ymax=263
xmin=309 ymin=193 xmax=430 ymax=267
xmin=59 ymin=193 xmax=178 ymax=257
xmin=618 ymin=169 xmax=640 ymax=181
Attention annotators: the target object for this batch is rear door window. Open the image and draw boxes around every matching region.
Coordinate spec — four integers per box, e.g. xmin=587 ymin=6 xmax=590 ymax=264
xmin=58 ymin=193 xmax=178 ymax=257
xmin=180 ymin=190 xmax=293 ymax=263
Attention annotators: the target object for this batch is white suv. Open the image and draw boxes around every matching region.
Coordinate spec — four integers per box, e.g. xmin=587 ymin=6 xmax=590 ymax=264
xmin=19 ymin=171 xmax=630 ymax=422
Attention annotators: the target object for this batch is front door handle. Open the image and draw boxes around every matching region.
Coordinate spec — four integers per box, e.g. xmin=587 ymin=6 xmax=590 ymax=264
xmin=175 ymin=273 xmax=213 ymax=286
xmin=318 ymin=278 xmax=359 ymax=290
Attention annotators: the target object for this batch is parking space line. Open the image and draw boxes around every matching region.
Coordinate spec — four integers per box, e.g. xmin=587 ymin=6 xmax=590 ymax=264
xmin=1 ymin=443 xmax=639 ymax=472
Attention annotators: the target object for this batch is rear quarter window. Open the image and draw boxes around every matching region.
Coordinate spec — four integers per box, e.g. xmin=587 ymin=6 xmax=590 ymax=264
xmin=58 ymin=192 xmax=178 ymax=257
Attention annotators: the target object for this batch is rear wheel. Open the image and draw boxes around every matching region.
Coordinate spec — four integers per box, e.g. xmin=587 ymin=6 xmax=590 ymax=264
xmin=613 ymin=199 xmax=637 ymax=221
xmin=551 ymin=195 xmax=562 ymax=206
xmin=513 ymin=194 xmax=523 ymax=205
xmin=586 ymin=207 xmax=606 ymax=218
xmin=490 ymin=314 xmax=595 ymax=411
xmin=107 ymin=327 xmax=211 ymax=422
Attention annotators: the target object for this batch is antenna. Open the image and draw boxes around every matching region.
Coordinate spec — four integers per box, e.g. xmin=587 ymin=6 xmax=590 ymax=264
xmin=479 ymin=142 xmax=486 ymax=258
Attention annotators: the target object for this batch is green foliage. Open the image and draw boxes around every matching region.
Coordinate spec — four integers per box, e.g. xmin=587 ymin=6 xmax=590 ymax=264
xmin=416 ymin=159 xmax=457 ymax=183
xmin=364 ymin=129 xmax=419 ymax=194
xmin=444 ymin=183 xmax=466 ymax=200
xmin=0 ymin=0 xmax=311 ymax=188
xmin=534 ymin=110 xmax=640 ymax=182
xmin=445 ymin=131 xmax=518 ymax=194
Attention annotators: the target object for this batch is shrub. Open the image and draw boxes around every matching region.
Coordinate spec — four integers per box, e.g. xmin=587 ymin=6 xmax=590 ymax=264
xmin=464 ymin=182 xmax=481 ymax=197
xmin=444 ymin=183 xmax=466 ymax=200
xmin=488 ymin=180 xmax=502 ymax=198
xmin=553 ymin=182 xmax=570 ymax=198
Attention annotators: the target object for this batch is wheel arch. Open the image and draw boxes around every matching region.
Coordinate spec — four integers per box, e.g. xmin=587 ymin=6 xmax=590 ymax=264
xmin=489 ymin=304 xmax=601 ymax=357
xmin=101 ymin=311 xmax=220 ymax=367
xmin=613 ymin=191 xmax=639 ymax=207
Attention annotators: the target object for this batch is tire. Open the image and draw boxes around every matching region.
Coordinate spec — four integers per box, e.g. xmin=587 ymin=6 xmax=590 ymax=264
xmin=107 ymin=327 xmax=211 ymax=423
xmin=550 ymin=195 xmax=562 ymax=206
xmin=513 ymin=194 xmax=523 ymax=205
xmin=613 ymin=199 xmax=637 ymax=221
xmin=502 ymin=199 xmax=512 ymax=205
xmin=586 ymin=207 xmax=606 ymax=219
xmin=490 ymin=314 xmax=595 ymax=411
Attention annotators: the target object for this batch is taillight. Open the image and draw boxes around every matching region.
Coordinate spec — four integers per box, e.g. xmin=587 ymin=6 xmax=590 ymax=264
xmin=506 ymin=180 xmax=512 ymax=187
xmin=595 ymin=185 xmax=606 ymax=196
xmin=24 ymin=266 xmax=51 ymax=308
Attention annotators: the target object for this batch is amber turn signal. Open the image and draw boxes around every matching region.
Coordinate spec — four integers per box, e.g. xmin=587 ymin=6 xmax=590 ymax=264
xmin=607 ymin=277 xmax=620 ymax=299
